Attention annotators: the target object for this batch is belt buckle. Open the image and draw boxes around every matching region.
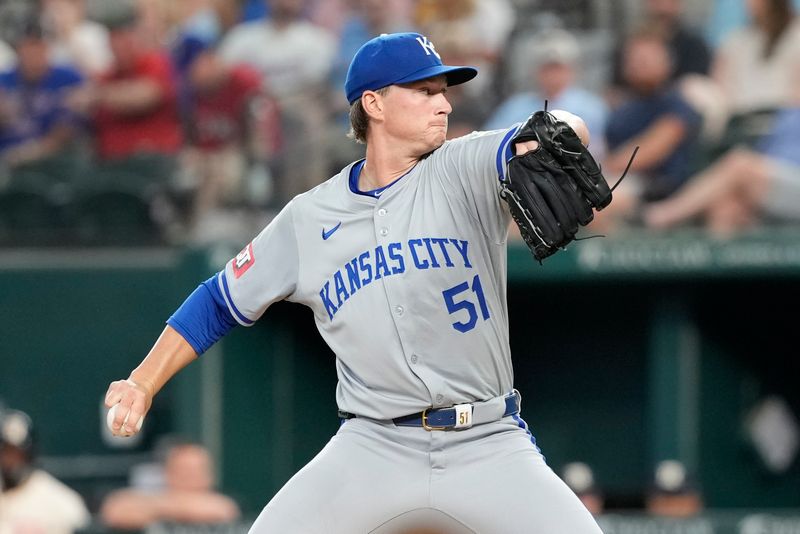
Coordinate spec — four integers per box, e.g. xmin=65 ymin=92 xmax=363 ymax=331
xmin=421 ymin=408 xmax=448 ymax=431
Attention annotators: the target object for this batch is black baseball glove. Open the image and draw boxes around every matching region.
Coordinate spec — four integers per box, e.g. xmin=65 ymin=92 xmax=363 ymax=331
xmin=501 ymin=110 xmax=613 ymax=263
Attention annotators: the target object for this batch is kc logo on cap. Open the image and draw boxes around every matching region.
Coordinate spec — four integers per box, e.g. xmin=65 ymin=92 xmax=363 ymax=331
xmin=415 ymin=35 xmax=441 ymax=58
xmin=344 ymin=32 xmax=478 ymax=104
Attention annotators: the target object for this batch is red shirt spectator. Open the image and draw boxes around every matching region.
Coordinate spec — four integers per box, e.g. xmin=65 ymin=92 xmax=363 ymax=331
xmin=189 ymin=64 xmax=261 ymax=151
xmin=179 ymin=48 xmax=283 ymax=223
xmin=94 ymin=50 xmax=183 ymax=160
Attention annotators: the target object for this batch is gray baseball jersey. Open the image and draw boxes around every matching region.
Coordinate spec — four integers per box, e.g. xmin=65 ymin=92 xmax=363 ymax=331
xmin=221 ymin=126 xmax=604 ymax=533
xmin=220 ymin=126 xmax=522 ymax=420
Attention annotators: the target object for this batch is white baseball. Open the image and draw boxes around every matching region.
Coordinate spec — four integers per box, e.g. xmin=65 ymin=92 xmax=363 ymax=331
xmin=106 ymin=403 xmax=144 ymax=436
xmin=550 ymin=109 xmax=590 ymax=147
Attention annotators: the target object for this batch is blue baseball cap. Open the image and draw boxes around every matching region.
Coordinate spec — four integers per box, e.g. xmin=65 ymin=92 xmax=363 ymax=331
xmin=345 ymin=32 xmax=478 ymax=104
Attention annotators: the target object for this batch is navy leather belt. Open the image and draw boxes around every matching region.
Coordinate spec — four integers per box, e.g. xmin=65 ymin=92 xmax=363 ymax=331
xmin=339 ymin=391 xmax=521 ymax=431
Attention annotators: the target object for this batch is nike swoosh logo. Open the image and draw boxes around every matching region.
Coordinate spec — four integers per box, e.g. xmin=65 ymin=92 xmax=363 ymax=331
xmin=322 ymin=222 xmax=342 ymax=240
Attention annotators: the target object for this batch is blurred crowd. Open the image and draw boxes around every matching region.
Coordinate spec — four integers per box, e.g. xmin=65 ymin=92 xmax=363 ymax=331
xmin=559 ymin=459 xmax=706 ymax=518
xmin=1 ymin=404 xmax=240 ymax=533
xmin=0 ymin=0 xmax=799 ymax=247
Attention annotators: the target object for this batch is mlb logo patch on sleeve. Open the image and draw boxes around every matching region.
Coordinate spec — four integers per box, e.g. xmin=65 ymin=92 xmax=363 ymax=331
xmin=233 ymin=243 xmax=255 ymax=279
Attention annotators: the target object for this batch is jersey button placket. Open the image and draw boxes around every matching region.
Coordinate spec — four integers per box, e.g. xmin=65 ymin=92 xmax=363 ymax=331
xmin=375 ymin=206 xmax=388 ymax=238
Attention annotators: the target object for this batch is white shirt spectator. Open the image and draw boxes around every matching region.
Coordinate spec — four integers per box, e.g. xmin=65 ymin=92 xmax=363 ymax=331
xmin=42 ymin=0 xmax=113 ymax=77
xmin=0 ymin=470 xmax=91 ymax=534
xmin=218 ymin=19 xmax=336 ymax=100
xmin=715 ymin=17 xmax=800 ymax=114
xmin=49 ymin=20 xmax=112 ymax=76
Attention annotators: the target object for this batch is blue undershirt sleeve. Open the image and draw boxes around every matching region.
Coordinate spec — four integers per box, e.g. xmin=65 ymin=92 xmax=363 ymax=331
xmin=495 ymin=123 xmax=524 ymax=183
xmin=167 ymin=273 xmax=238 ymax=355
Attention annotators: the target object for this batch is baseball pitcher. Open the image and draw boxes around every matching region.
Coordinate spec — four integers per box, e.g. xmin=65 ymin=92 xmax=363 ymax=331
xmin=104 ymin=32 xmax=612 ymax=533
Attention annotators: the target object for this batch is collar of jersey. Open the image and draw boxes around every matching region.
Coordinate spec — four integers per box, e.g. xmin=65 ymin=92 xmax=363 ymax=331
xmin=348 ymin=159 xmax=418 ymax=199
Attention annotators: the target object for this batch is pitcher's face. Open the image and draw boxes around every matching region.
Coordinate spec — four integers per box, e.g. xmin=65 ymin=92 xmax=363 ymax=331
xmin=381 ymin=76 xmax=452 ymax=155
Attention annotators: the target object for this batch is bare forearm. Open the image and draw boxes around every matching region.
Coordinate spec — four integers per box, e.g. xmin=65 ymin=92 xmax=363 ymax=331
xmin=99 ymin=80 xmax=164 ymax=115
xmin=129 ymin=325 xmax=198 ymax=396
xmin=606 ymin=116 xmax=686 ymax=172
xmin=101 ymin=492 xmax=163 ymax=528
xmin=159 ymin=493 xmax=241 ymax=523
xmin=5 ymin=125 xmax=73 ymax=166
xmin=104 ymin=326 xmax=197 ymax=435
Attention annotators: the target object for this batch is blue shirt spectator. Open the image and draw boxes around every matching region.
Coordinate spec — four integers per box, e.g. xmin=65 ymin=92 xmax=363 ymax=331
xmin=0 ymin=66 xmax=83 ymax=154
xmin=757 ymin=108 xmax=800 ymax=166
xmin=606 ymin=88 xmax=700 ymax=197
xmin=603 ymin=30 xmax=703 ymax=204
xmin=0 ymin=18 xmax=84 ymax=169
xmin=484 ymin=29 xmax=608 ymax=156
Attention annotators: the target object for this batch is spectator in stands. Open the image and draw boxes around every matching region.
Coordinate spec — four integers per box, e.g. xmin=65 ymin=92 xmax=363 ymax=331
xmin=0 ymin=17 xmax=84 ymax=171
xmin=560 ymin=462 xmax=604 ymax=516
xmin=0 ymin=408 xmax=91 ymax=533
xmin=611 ymin=0 xmax=711 ymax=95
xmin=703 ymin=0 xmax=800 ymax=161
xmin=595 ymin=29 xmax=701 ymax=229
xmin=41 ymin=0 xmax=113 ymax=78
xmin=179 ymin=37 xmax=281 ymax=233
xmin=713 ymin=0 xmax=800 ymax=119
xmin=62 ymin=3 xmax=183 ymax=217
xmin=644 ymin=107 xmax=800 ymax=236
xmin=219 ymin=0 xmax=335 ymax=108
xmin=645 ymin=460 xmax=704 ymax=517
xmin=100 ymin=439 xmax=240 ymax=529
xmin=413 ymin=0 xmax=515 ymax=100
xmin=218 ymin=0 xmax=336 ymax=203
xmin=483 ymin=28 xmax=608 ymax=157
xmin=74 ymin=9 xmax=183 ymax=163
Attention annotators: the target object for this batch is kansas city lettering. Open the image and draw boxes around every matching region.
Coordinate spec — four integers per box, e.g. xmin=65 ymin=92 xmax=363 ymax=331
xmin=319 ymin=238 xmax=471 ymax=320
